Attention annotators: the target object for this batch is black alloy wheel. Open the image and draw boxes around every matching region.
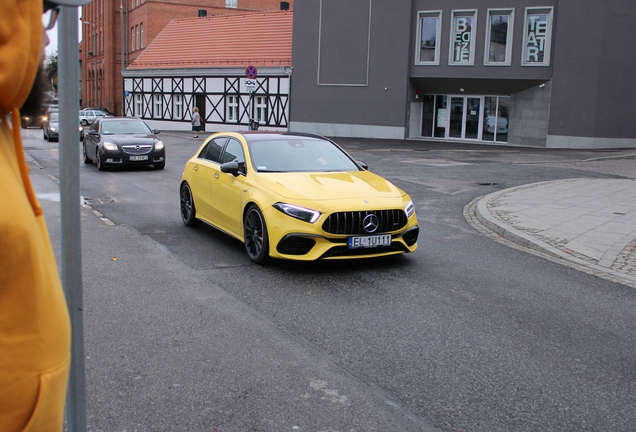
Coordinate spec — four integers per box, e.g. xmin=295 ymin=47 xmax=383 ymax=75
xmin=180 ymin=183 xmax=200 ymax=227
xmin=244 ymin=204 xmax=269 ymax=264
xmin=82 ymin=143 xmax=92 ymax=164
xmin=95 ymin=150 xmax=105 ymax=171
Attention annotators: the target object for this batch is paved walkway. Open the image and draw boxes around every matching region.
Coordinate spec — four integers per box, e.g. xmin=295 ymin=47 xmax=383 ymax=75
xmin=468 ymin=178 xmax=636 ymax=289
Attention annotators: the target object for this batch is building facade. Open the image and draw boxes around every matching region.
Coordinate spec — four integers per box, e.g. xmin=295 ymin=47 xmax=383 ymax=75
xmin=121 ymin=11 xmax=292 ymax=132
xmin=80 ymin=0 xmax=293 ymax=116
xmin=289 ymin=0 xmax=636 ymax=149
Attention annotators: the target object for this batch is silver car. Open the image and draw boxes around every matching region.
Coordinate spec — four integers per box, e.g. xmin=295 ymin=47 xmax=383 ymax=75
xmin=79 ymin=108 xmax=108 ymax=126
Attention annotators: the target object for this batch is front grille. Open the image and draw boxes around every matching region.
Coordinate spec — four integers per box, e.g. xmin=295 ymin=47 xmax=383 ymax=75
xmin=122 ymin=145 xmax=152 ymax=155
xmin=322 ymin=210 xmax=407 ymax=235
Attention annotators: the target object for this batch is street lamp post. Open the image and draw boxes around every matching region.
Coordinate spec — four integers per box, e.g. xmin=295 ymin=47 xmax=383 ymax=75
xmin=83 ymin=21 xmax=97 ymax=107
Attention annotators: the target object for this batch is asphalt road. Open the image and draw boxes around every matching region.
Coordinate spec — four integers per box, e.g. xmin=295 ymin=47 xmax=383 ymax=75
xmin=22 ymin=128 xmax=636 ymax=431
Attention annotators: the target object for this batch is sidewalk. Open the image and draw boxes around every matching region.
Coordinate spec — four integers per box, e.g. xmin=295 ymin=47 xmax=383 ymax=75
xmin=467 ymin=178 xmax=636 ymax=289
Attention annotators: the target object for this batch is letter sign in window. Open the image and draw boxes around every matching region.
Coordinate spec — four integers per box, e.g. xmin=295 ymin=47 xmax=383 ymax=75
xmin=522 ymin=8 xmax=553 ymax=66
xmin=450 ymin=11 xmax=477 ymax=65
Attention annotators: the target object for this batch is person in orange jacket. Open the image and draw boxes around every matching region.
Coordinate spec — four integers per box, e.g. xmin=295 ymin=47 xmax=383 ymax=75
xmin=0 ymin=0 xmax=90 ymax=430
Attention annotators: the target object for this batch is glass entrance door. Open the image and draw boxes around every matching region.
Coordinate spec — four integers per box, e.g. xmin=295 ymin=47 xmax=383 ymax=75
xmin=448 ymin=96 xmax=483 ymax=140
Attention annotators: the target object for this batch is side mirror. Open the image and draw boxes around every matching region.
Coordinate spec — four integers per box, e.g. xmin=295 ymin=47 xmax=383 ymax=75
xmin=357 ymin=161 xmax=369 ymax=170
xmin=152 ymin=129 xmax=161 ymax=134
xmin=220 ymin=160 xmax=241 ymax=177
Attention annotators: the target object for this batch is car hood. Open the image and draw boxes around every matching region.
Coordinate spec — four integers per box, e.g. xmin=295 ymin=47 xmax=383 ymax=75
xmin=101 ymin=134 xmax=157 ymax=145
xmin=254 ymin=170 xmax=405 ymax=201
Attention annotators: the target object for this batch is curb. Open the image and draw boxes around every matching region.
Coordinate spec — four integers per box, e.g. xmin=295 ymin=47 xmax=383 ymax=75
xmin=470 ymin=181 xmax=636 ymax=289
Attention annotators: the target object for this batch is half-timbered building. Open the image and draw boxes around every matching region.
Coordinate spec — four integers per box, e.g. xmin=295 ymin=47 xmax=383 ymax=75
xmin=122 ymin=11 xmax=292 ymax=132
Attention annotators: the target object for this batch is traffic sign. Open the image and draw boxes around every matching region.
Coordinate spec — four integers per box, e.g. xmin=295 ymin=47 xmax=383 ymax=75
xmin=245 ymin=65 xmax=258 ymax=79
xmin=245 ymin=79 xmax=257 ymax=93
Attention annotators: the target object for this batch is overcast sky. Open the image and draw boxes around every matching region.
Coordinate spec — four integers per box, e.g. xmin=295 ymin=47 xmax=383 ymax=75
xmin=45 ymin=7 xmax=83 ymax=57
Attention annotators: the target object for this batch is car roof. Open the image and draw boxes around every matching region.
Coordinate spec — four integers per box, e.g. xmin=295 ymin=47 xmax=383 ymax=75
xmin=220 ymin=131 xmax=329 ymax=141
xmin=100 ymin=116 xmax=143 ymax=122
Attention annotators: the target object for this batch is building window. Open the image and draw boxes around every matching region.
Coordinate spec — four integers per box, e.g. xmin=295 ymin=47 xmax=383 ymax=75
xmin=140 ymin=23 xmax=144 ymax=48
xmin=227 ymin=96 xmax=238 ymax=122
xmin=255 ymin=96 xmax=268 ymax=124
xmin=153 ymin=94 xmax=162 ymax=118
xmin=131 ymin=27 xmax=135 ymax=51
xmin=134 ymin=94 xmax=143 ymax=117
xmin=136 ymin=25 xmax=140 ymax=50
xmin=415 ymin=11 xmax=441 ymax=65
xmin=449 ymin=10 xmax=477 ymax=65
xmin=173 ymin=95 xmax=183 ymax=119
xmin=226 ymin=0 xmax=237 ymax=8
xmin=485 ymin=9 xmax=514 ymax=66
xmin=522 ymin=7 xmax=553 ymax=66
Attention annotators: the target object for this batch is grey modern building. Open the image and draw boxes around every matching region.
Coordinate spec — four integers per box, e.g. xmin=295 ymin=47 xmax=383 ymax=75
xmin=289 ymin=0 xmax=636 ymax=148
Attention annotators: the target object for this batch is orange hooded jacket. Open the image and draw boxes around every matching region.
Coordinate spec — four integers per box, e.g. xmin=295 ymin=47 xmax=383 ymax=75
xmin=0 ymin=1 xmax=72 ymax=430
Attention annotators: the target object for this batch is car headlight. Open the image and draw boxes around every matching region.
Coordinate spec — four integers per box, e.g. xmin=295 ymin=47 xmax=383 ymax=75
xmin=103 ymin=142 xmax=118 ymax=151
xmin=273 ymin=203 xmax=321 ymax=223
xmin=50 ymin=127 xmax=57 ymax=132
xmin=154 ymin=141 xmax=164 ymax=150
xmin=405 ymin=200 xmax=415 ymax=218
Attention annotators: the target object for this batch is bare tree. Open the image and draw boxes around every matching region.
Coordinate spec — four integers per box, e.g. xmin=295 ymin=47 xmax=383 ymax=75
xmin=44 ymin=50 xmax=58 ymax=93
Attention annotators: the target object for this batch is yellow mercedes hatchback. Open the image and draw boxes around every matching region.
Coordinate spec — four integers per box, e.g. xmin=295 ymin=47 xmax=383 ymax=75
xmin=180 ymin=132 xmax=419 ymax=263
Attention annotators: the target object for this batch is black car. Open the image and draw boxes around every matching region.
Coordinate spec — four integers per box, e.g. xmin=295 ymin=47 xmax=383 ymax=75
xmin=21 ymin=111 xmax=49 ymax=128
xmin=82 ymin=117 xmax=165 ymax=170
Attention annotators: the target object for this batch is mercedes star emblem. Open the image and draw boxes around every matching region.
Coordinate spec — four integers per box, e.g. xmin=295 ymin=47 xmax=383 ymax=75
xmin=363 ymin=213 xmax=379 ymax=233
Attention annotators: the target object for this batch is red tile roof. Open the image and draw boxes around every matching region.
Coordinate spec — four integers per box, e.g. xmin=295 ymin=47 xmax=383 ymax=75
xmin=129 ymin=11 xmax=292 ymax=70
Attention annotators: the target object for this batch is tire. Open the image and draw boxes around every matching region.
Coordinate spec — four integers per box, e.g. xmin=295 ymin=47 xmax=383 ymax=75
xmin=81 ymin=119 xmax=88 ymax=126
xmin=180 ymin=182 xmax=200 ymax=227
xmin=95 ymin=150 xmax=105 ymax=171
xmin=244 ymin=204 xmax=269 ymax=264
xmin=82 ymin=143 xmax=92 ymax=164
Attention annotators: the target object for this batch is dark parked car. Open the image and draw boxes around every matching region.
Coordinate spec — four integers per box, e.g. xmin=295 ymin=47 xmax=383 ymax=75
xmin=82 ymin=117 xmax=165 ymax=171
xmin=21 ymin=111 xmax=49 ymax=129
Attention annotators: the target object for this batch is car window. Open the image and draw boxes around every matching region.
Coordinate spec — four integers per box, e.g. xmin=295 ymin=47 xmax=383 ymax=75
xmin=221 ymin=138 xmax=245 ymax=165
xmin=101 ymin=120 xmax=152 ymax=135
xmin=96 ymin=111 xmax=105 ymax=117
xmin=49 ymin=113 xmax=59 ymax=122
xmin=198 ymin=137 xmax=226 ymax=163
xmin=248 ymin=137 xmax=359 ymax=172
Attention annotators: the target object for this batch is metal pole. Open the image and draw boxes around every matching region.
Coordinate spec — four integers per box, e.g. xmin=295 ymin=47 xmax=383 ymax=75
xmin=120 ymin=1 xmax=124 ymax=116
xmin=58 ymin=6 xmax=87 ymax=432
xmin=94 ymin=25 xmax=98 ymax=107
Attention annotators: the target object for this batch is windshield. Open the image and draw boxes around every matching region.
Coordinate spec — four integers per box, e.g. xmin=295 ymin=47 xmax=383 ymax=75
xmin=101 ymin=120 xmax=152 ymax=135
xmin=248 ymin=137 xmax=360 ymax=173
xmin=49 ymin=113 xmax=59 ymax=122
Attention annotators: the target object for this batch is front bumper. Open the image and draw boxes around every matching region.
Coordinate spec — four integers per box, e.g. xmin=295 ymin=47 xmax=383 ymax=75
xmin=262 ymin=205 xmax=419 ymax=261
xmin=100 ymin=148 xmax=165 ymax=167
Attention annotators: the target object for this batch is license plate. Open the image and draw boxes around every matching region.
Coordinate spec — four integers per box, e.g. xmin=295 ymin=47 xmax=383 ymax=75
xmin=129 ymin=155 xmax=148 ymax=161
xmin=347 ymin=234 xmax=391 ymax=249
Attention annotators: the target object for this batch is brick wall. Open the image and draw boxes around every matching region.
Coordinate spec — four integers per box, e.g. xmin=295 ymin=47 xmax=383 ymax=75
xmin=81 ymin=0 xmax=293 ymax=116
